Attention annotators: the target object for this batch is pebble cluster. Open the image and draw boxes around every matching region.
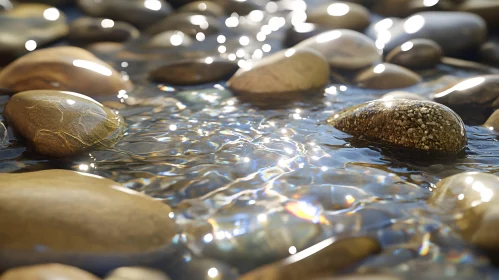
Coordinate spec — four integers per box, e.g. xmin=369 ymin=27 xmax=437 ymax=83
xmin=1 ymin=0 xmax=499 ymax=279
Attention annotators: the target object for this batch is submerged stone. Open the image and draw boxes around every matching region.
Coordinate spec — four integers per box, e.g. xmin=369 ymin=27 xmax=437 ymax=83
xmin=227 ymin=48 xmax=329 ymax=106
xmin=150 ymin=58 xmax=238 ymax=85
xmin=327 ymin=99 xmax=467 ymax=157
xmin=105 ymin=267 xmax=170 ymax=280
xmin=295 ymin=29 xmax=381 ymax=70
xmin=0 ymin=169 xmax=177 ymax=273
xmin=385 ymin=39 xmax=442 ymax=70
xmin=0 ymin=4 xmax=68 ymax=63
xmin=0 ymin=46 xmax=132 ymax=96
xmin=4 ymin=90 xmax=125 ymax=157
xmin=68 ymin=17 xmax=140 ymax=45
xmin=306 ymin=2 xmax=371 ymax=31
xmin=77 ymin=0 xmax=172 ymax=29
xmin=0 ymin=264 xmax=100 ymax=280
xmin=354 ymin=63 xmax=422 ymax=89
xmin=433 ymin=75 xmax=499 ymax=109
xmin=240 ymin=237 xmax=381 ymax=280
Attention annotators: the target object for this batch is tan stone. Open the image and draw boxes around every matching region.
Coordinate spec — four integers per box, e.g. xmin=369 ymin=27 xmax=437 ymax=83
xmin=0 ymin=263 xmax=100 ymax=280
xmin=354 ymin=63 xmax=422 ymax=89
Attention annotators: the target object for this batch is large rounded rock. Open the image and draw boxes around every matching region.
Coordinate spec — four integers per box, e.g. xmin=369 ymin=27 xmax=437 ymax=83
xmin=0 ymin=46 xmax=132 ymax=96
xmin=295 ymin=29 xmax=381 ymax=70
xmin=385 ymin=39 xmax=442 ymax=70
xmin=0 ymin=169 xmax=178 ymax=273
xmin=354 ymin=63 xmax=422 ymax=89
xmin=0 ymin=264 xmax=100 ymax=280
xmin=68 ymin=17 xmax=140 ymax=45
xmin=306 ymin=2 xmax=370 ymax=31
xmin=77 ymin=0 xmax=172 ymax=29
xmin=227 ymin=48 xmax=330 ymax=106
xmin=433 ymin=75 xmax=499 ymax=109
xmin=327 ymin=99 xmax=467 ymax=156
xmin=4 ymin=90 xmax=125 ymax=157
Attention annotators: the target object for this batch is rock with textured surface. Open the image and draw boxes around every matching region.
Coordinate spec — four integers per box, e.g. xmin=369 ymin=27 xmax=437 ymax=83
xmin=306 ymin=2 xmax=370 ymax=31
xmin=0 ymin=46 xmax=132 ymax=96
xmin=433 ymin=75 xmax=499 ymax=109
xmin=150 ymin=58 xmax=238 ymax=85
xmin=295 ymin=29 xmax=381 ymax=69
xmin=0 ymin=264 xmax=100 ymax=280
xmin=385 ymin=39 xmax=442 ymax=70
xmin=68 ymin=17 xmax=139 ymax=45
xmin=77 ymin=0 xmax=172 ymax=29
xmin=327 ymin=99 xmax=467 ymax=156
xmin=0 ymin=169 xmax=177 ymax=273
xmin=354 ymin=63 xmax=422 ymax=89
xmin=4 ymin=90 xmax=125 ymax=157
xmin=227 ymin=48 xmax=329 ymax=106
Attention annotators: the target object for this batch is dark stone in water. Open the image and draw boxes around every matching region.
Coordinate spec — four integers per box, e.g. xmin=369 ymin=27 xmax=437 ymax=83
xmin=105 ymin=267 xmax=170 ymax=280
xmin=145 ymin=13 xmax=221 ymax=37
xmin=176 ymin=1 xmax=225 ymax=17
xmin=433 ymin=75 xmax=499 ymax=109
xmin=0 ymin=4 xmax=68 ymax=64
xmin=283 ymin=23 xmax=330 ymax=48
xmin=385 ymin=39 xmax=442 ymax=70
xmin=0 ymin=264 xmax=100 ymax=280
xmin=68 ymin=17 xmax=140 ymax=45
xmin=306 ymin=1 xmax=371 ymax=31
xmin=327 ymin=99 xmax=467 ymax=157
xmin=353 ymin=63 xmax=422 ymax=89
xmin=150 ymin=58 xmax=238 ymax=85
xmin=77 ymin=0 xmax=172 ymax=29
xmin=479 ymin=41 xmax=499 ymax=67
xmin=372 ymin=11 xmax=487 ymax=56
xmin=381 ymin=91 xmax=429 ymax=101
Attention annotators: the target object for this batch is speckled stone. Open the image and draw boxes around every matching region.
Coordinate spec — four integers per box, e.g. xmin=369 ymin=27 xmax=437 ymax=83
xmin=0 ymin=264 xmax=100 ymax=280
xmin=484 ymin=109 xmax=499 ymax=132
xmin=433 ymin=75 xmax=499 ymax=109
xmin=0 ymin=46 xmax=132 ymax=96
xmin=381 ymin=91 xmax=429 ymax=101
xmin=145 ymin=13 xmax=221 ymax=37
xmin=68 ymin=17 xmax=139 ymax=45
xmin=176 ymin=1 xmax=225 ymax=17
xmin=385 ymin=39 xmax=442 ymax=70
xmin=295 ymin=29 xmax=381 ymax=69
xmin=150 ymin=58 xmax=238 ymax=85
xmin=354 ymin=63 xmax=422 ymax=89
xmin=327 ymin=99 xmax=467 ymax=156
xmin=283 ymin=23 xmax=330 ymax=48
xmin=105 ymin=267 xmax=169 ymax=280
xmin=306 ymin=1 xmax=371 ymax=31
xmin=77 ymin=0 xmax=172 ymax=29
xmin=240 ymin=237 xmax=381 ymax=280
xmin=0 ymin=169 xmax=177 ymax=273
xmin=4 ymin=90 xmax=125 ymax=157
xmin=429 ymin=172 xmax=499 ymax=252
xmin=227 ymin=48 xmax=330 ymax=106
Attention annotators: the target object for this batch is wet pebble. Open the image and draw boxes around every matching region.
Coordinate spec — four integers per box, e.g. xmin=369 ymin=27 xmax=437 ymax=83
xmin=455 ymin=0 xmax=499 ymax=29
xmin=0 ymin=46 xmax=132 ymax=96
xmin=484 ymin=109 xmax=499 ymax=131
xmin=147 ymin=31 xmax=193 ymax=48
xmin=176 ymin=1 xmax=225 ymax=17
xmin=105 ymin=267 xmax=169 ymax=280
xmin=479 ymin=41 xmax=499 ymax=67
xmin=0 ymin=4 xmax=68 ymax=63
xmin=373 ymin=12 xmax=487 ymax=56
xmin=381 ymin=91 xmax=429 ymax=101
xmin=166 ymin=258 xmax=239 ymax=280
xmin=283 ymin=23 xmax=329 ymax=48
xmin=327 ymin=99 xmax=467 ymax=157
xmin=385 ymin=39 xmax=442 ymax=70
xmin=68 ymin=17 xmax=140 ymax=45
xmin=145 ymin=13 xmax=221 ymax=37
xmin=0 ymin=264 xmax=100 ymax=280
xmin=354 ymin=63 xmax=422 ymax=89
xmin=227 ymin=48 xmax=330 ymax=106
xmin=306 ymin=1 xmax=371 ymax=31
xmin=149 ymin=58 xmax=238 ymax=85
xmin=295 ymin=29 xmax=381 ymax=69
xmin=0 ymin=169 xmax=177 ymax=273
xmin=240 ymin=237 xmax=381 ymax=280
xmin=433 ymin=75 xmax=499 ymax=109
xmin=4 ymin=90 xmax=125 ymax=157
xmin=77 ymin=0 xmax=172 ymax=29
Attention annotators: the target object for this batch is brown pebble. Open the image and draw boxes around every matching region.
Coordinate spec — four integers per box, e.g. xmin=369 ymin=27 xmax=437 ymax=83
xmin=0 ymin=263 xmax=100 ymax=280
xmin=306 ymin=1 xmax=371 ymax=31
xmin=385 ymin=39 xmax=442 ymax=70
xmin=354 ymin=63 xmax=422 ymax=89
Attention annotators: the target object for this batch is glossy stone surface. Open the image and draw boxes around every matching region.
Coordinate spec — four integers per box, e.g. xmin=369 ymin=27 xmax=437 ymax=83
xmin=372 ymin=12 xmax=487 ymax=56
xmin=150 ymin=58 xmax=238 ymax=85
xmin=295 ymin=29 xmax=381 ymax=69
xmin=385 ymin=39 xmax=442 ymax=70
xmin=0 ymin=46 xmax=132 ymax=97
xmin=4 ymin=90 xmax=125 ymax=157
xmin=166 ymin=258 xmax=239 ymax=280
xmin=381 ymin=91 xmax=429 ymax=101
xmin=147 ymin=31 xmax=193 ymax=48
xmin=479 ymin=41 xmax=499 ymax=67
xmin=0 ymin=169 xmax=177 ymax=272
xmin=283 ymin=23 xmax=330 ymax=48
xmin=484 ymin=109 xmax=499 ymax=132
xmin=68 ymin=17 xmax=140 ymax=45
xmin=145 ymin=13 xmax=221 ymax=37
xmin=354 ymin=63 xmax=422 ymax=89
xmin=455 ymin=0 xmax=499 ymax=29
xmin=240 ymin=237 xmax=381 ymax=280
xmin=327 ymin=99 xmax=467 ymax=156
xmin=227 ymin=48 xmax=329 ymax=106
xmin=105 ymin=267 xmax=169 ymax=280
xmin=0 ymin=4 xmax=68 ymax=63
xmin=0 ymin=263 xmax=100 ymax=280
xmin=77 ymin=0 xmax=172 ymax=29
xmin=176 ymin=1 xmax=224 ymax=17
xmin=433 ymin=75 xmax=499 ymax=109
xmin=306 ymin=2 xmax=371 ymax=31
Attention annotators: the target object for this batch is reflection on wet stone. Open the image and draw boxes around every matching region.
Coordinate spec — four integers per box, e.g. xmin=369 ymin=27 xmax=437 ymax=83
xmin=145 ymin=13 xmax=221 ymax=37
xmin=306 ymin=2 xmax=371 ymax=31
xmin=176 ymin=1 xmax=225 ymax=17
xmin=105 ymin=267 xmax=170 ymax=280
xmin=0 ymin=264 xmax=100 ymax=280
xmin=68 ymin=17 xmax=140 ymax=45
xmin=283 ymin=23 xmax=329 ymax=48
xmin=353 ymin=63 xmax=422 ymax=89
xmin=385 ymin=39 xmax=442 ymax=70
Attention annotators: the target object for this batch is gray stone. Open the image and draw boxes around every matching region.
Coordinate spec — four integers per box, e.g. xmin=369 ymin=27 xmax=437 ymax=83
xmin=455 ymin=0 xmax=499 ymax=29
xmin=68 ymin=17 xmax=139 ymax=45
xmin=354 ymin=63 xmax=422 ymax=89
xmin=385 ymin=39 xmax=442 ymax=70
